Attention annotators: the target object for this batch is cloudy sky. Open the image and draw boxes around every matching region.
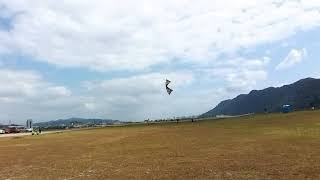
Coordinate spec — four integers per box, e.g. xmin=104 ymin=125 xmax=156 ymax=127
xmin=1 ymin=0 xmax=320 ymax=123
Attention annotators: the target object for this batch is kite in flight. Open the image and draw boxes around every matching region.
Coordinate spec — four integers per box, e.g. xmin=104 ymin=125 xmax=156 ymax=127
xmin=166 ymin=79 xmax=173 ymax=95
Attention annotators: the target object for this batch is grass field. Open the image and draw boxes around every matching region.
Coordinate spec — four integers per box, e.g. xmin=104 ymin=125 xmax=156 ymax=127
xmin=1 ymin=111 xmax=320 ymax=180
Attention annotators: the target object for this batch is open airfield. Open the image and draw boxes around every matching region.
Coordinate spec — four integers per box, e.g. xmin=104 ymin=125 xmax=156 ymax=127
xmin=1 ymin=111 xmax=320 ymax=179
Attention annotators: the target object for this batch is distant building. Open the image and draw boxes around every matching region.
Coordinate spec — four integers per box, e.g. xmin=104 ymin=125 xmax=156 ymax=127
xmin=26 ymin=119 xmax=33 ymax=129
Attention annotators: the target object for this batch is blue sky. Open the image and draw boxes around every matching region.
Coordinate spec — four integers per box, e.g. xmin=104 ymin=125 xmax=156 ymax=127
xmin=0 ymin=0 xmax=320 ymax=124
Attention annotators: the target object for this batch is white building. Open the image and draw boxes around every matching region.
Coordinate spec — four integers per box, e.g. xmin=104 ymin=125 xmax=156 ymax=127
xmin=26 ymin=119 xmax=33 ymax=129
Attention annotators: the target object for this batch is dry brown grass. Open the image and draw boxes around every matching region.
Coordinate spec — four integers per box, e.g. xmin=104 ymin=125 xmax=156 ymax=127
xmin=1 ymin=110 xmax=320 ymax=179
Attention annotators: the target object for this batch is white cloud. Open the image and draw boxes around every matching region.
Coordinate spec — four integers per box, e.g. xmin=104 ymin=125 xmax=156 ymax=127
xmin=47 ymin=86 xmax=71 ymax=97
xmin=0 ymin=69 xmax=71 ymax=99
xmin=276 ymin=48 xmax=308 ymax=70
xmin=84 ymin=103 xmax=96 ymax=111
xmin=84 ymin=72 xmax=194 ymax=95
xmin=0 ymin=0 xmax=320 ymax=71
xmin=206 ymin=57 xmax=269 ymax=91
xmin=0 ymin=69 xmax=80 ymax=122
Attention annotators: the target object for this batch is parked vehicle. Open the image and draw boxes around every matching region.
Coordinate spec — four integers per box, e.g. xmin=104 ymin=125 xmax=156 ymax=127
xmin=5 ymin=127 xmax=21 ymax=133
xmin=0 ymin=129 xmax=5 ymax=134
